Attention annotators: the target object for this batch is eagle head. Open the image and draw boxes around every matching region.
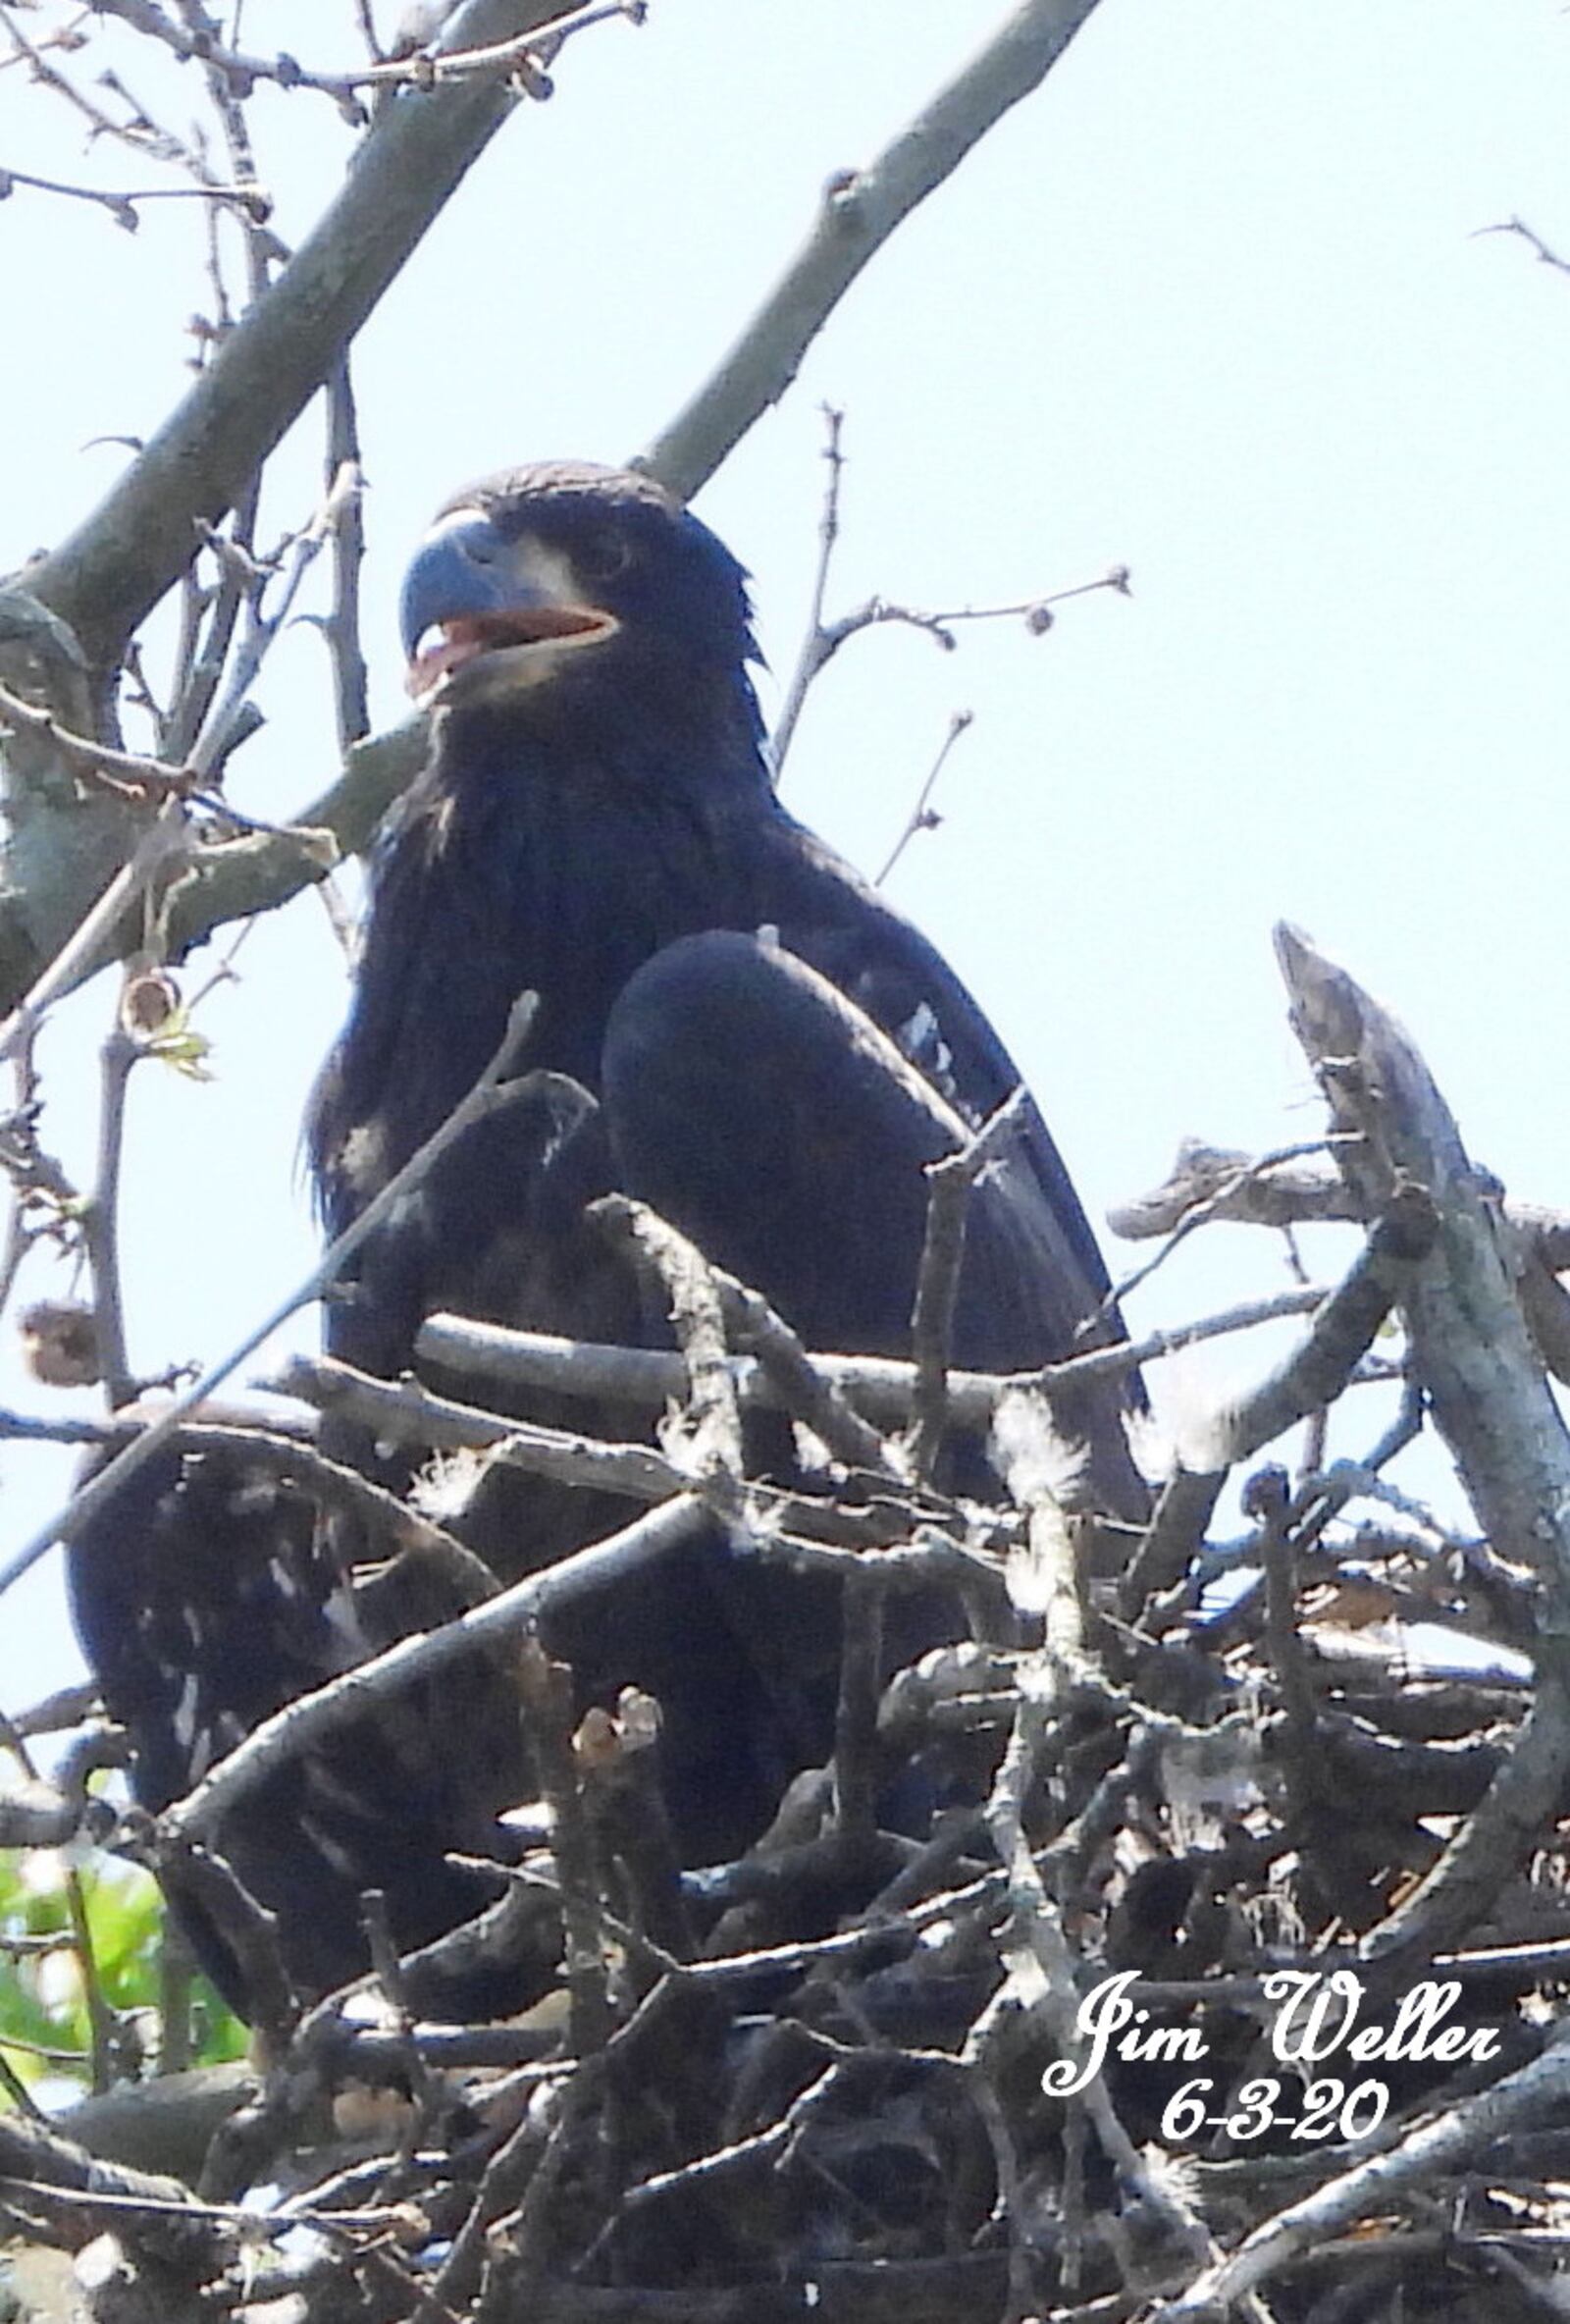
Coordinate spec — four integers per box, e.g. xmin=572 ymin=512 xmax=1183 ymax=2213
xmin=400 ymin=460 xmax=759 ymax=713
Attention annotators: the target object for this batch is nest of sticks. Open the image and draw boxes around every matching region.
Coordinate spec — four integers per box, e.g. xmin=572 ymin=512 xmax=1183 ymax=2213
xmin=9 ymin=930 xmax=1570 ymax=2324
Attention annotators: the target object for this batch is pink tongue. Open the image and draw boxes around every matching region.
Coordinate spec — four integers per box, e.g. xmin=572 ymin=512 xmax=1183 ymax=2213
xmin=406 ymin=628 xmax=486 ymax=699
xmin=405 ymin=607 xmax=610 ymax=698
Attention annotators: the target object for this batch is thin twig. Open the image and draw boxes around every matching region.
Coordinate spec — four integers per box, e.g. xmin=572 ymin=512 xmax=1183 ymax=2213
xmin=1122 ymin=1191 xmax=1436 ymax=1611
xmin=187 ymin=465 xmax=363 ymax=779
xmin=768 ymin=422 xmax=1121 ymax=802
xmin=0 ymin=2049 xmax=46 ymax=2122
xmin=590 ymin=1193 xmax=744 ymax=1489
xmin=875 ymin=709 xmax=974 ymax=885
xmin=0 ymin=2 xmax=191 ymax=167
xmin=832 ymin=1565 xmax=884 ymax=1837
xmin=912 ymin=1085 xmax=1025 ymax=1481
xmin=517 ymin=1644 xmax=612 ymax=2057
xmin=324 ymin=364 xmax=370 ymax=749
xmin=709 ymin=1259 xmax=895 ymax=1473
xmin=1253 ymin=1468 xmax=1322 ymax=1773
xmin=62 ymin=1876 xmax=117 ymax=2098
xmin=156 ymin=1920 xmax=196 ymax=2078
xmin=812 ymin=566 xmax=1128 ymax=678
xmin=0 ymin=1026 xmax=51 ymax=1323
xmin=0 ymin=162 xmax=263 ymax=227
xmin=0 ymin=679 xmax=196 ymax=800
xmin=1475 ymin=215 xmax=1570 ymax=277
xmin=354 ymin=1 xmax=387 ymax=63
xmin=68 ymin=0 xmax=642 ymax=117
xmin=770 ymin=403 xmax=846 ymax=775
xmin=82 ymin=1010 xmax=139 ymax=1408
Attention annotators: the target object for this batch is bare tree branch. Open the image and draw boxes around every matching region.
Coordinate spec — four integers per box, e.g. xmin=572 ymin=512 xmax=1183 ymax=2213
xmin=415 ymin=1281 xmax=1332 ymax=1429
xmin=874 ymin=709 xmax=974 ymax=885
xmin=0 ymin=991 xmax=540 ymax=1597
xmin=26 ymin=0 xmax=589 ymax=672
xmin=0 ymin=800 xmax=189 ymax=1069
xmin=1121 ymin=1192 xmax=1434 ymax=1611
xmin=909 ymin=1085 xmax=1030 ymax=1480
xmin=1277 ymin=924 xmax=1570 ymax=1968
xmin=1156 ymin=2034 xmax=1570 ymax=2324
xmin=0 ymin=0 xmax=1113 ymax=1018
xmin=159 ymin=1494 xmax=708 ymax=1845
xmin=640 ymin=0 xmax=1109 ymax=498
xmin=0 ymin=0 xmax=597 ymax=1016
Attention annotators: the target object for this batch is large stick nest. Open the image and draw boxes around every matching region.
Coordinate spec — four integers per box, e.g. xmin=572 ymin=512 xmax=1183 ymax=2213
xmin=8 ymin=927 xmax=1570 ymax=2324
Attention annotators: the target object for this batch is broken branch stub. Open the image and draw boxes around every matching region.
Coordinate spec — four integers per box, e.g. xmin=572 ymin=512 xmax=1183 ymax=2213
xmin=1276 ymin=923 xmax=1570 ymax=1618
xmin=1276 ymin=922 xmax=1570 ymax=1964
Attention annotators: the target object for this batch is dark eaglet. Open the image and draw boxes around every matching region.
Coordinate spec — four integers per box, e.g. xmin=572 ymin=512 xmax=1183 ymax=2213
xmin=67 ymin=460 xmax=1148 ymax=2028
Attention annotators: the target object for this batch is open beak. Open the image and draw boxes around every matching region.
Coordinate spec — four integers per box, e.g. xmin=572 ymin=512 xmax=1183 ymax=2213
xmin=400 ymin=511 xmax=618 ymax=703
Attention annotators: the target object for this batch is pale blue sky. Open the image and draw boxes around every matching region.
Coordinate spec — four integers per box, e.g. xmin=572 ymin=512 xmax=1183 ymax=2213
xmin=2 ymin=1 xmax=1567 ymax=1701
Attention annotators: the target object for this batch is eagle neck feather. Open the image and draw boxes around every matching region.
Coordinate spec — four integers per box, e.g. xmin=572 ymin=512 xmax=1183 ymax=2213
xmin=313 ymin=685 xmax=779 ymax=1213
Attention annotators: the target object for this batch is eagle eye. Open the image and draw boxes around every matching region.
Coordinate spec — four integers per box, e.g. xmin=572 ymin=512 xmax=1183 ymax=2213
xmin=575 ymin=530 xmax=632 ymax=588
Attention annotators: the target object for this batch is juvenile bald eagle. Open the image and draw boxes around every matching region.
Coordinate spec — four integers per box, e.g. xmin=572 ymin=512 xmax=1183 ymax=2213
xmin=71 ymin=462 xmax=1143 ymax=2022
xmin=309 ymin=459 xmax=1143 ymax=1845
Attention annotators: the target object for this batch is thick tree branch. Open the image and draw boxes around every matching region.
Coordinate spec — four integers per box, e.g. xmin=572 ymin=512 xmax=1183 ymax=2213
xmin=0 ymin=0 xmax=587 ymax=1014
xmin=278 ymin=1350 xmax=687 ymax=1504
xmin=0 ymin=0 xmax=1110 ymax=1017
xmin=1121 ymin=1195 xmax=1433 ymax=1611
xmin=640 ymin=0 xmax=1108 ymax=498
xmin=1277 ymin=924 xmax=1570 ymax=1966
xmin=277 ymin=1351 xmax=962 ymax=1559
xmin=415 ymin=1282 xmax=1329 ymax=1428
xmin=26 ymin=0 xmax=585 ymax=671
xmin=1112 ymin=1134 xmax=1570 ymax=1267
xmin=0 ymin=2107 xmax=229 ymax=2264
xmin=163 ymin=719 xmax=425 ymax=956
